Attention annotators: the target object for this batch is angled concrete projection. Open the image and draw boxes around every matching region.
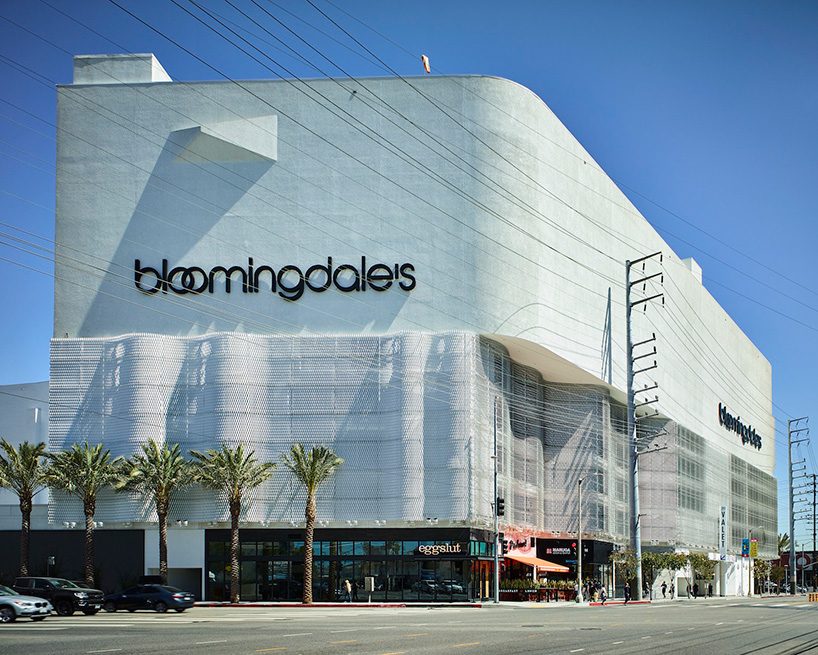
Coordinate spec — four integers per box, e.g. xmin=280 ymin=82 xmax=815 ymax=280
xmin=174 ymin=116 xmax=278 ymax=163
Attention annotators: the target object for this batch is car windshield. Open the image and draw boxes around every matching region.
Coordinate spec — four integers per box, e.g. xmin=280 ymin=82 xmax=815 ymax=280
xmin=0 ymin=585 xmax=19 ymax=596
xmin=162 ymin=586 xmax=181 ymax=592
xmin=48 ymin=578 xmax=80 ymax=588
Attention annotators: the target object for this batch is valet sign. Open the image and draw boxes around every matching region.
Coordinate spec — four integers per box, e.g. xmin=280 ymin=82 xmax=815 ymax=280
xmin=134 ymin=257 xmax=416 ymax=302
xmin=719 ymin=505 xmax=727 ymax=559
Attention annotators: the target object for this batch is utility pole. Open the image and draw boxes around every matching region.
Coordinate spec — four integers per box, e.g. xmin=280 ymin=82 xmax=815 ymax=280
xmin=813 ymin=474 xmax=817 ymax=591
xmin=626 ymin=251 xmax=663 ymax=601
xmin=788 ymin=417 xmax=809 ymax=595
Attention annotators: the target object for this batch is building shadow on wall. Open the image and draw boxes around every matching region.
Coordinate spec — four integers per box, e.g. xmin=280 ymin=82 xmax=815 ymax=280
xmin=78 ymin=129 xmax=274 ymax=337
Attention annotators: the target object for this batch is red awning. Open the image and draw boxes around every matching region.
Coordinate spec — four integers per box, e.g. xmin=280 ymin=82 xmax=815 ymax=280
xmin=505 ymin=553 xmax=570 ymax=572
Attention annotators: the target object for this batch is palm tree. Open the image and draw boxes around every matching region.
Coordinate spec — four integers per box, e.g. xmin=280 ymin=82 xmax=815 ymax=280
xmin=116 ymin=439 xmax=191 ymax=584
xmin=45 ymin=442 xmax=120 ymax=588
xmin=0 ymin=439 xmax=47 ymax=576
xmin=190 ymin=444 xmax=275 ymax=603
xmin=282 ymin=444 xmax=343 ymax=604
xmin=778 ymin=532 xmax=790 ymax=555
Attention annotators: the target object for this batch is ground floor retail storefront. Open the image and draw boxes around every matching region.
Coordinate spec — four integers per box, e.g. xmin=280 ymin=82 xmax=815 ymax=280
xmin=205 ymin=528 xmax=496 ymax=602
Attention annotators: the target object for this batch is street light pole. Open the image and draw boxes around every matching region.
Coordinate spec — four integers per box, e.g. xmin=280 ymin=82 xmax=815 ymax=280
xmin=493 ymin=398 xmax=500 ymax=605
xmin=577 ymin=477 xmax=584 ymax=603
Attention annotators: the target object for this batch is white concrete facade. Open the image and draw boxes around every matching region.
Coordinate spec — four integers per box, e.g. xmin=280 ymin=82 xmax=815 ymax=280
xmin=14 ymin=53 xmax=776 ymax=589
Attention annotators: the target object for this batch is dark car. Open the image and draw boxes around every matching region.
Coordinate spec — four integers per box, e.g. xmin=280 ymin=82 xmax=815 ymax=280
xmin=0 ymin=585 xmax=53 ymax=622
xmin=103 ymin=584 xmax=195 ymax=613
xmin=13 ymin=577 xmax=104 ymax=616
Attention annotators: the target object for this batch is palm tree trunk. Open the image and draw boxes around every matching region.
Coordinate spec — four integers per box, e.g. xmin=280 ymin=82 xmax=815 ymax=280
xmin=303 ymin=493 xmax=315 ymax=604
xmin=230 ymin=498 xmax=240 ymax=603
xmin=158 ymin=498 xmax=169 ymax=585
xmin=84 ymin=499 xmax=95 ymax=588
xmin=19 ymin=495 xmax=32 ymax=577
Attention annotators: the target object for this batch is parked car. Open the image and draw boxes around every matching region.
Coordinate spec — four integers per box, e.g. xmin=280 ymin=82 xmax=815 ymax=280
xmin=103 ymin=584 xmax=195 ymax=613
xmin=439 ymin=579 xmax=465 ymax=594
xmin=411 ymin=580 xmax=438 ymax=594
xmin=0 ymin=585 xmax=52 ymax=623
xmin=13 ymin=577 xmax=104 ymax=616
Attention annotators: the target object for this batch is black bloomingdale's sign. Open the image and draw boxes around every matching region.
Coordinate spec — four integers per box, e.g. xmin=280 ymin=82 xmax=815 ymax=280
xmin=134 ymin=257 xmax=416 ymax=302
xmin=718 ymin=403 xmax=762 ymax=450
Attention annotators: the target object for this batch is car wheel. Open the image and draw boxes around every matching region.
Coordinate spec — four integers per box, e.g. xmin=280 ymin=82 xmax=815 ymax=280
xmin=155 ymin=602 xmax=168 ymax=613
xmin=83 ymin=609 xmax=100 ymax=615
xmin=31 ymin=616 xmax=47 ymax=622
xmin=103 ymin=602 xmax=117 ymax=613
xmin=55 ymin=601 xmax=74 ymax=616
xmin=0 ymin=607 xmax=16 ymax=623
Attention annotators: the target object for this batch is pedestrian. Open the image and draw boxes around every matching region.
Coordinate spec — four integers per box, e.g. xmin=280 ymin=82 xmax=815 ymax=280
xmin=686 ymin=583 xmax=691 ymax=598
xmin=600 ymin=587 xmax=607 ymax=605
xmin=661 ymin=581 xmax=667 ymax=598
xmin=669 ymin=582 xmax=675 ymax=599
xmin=344 ymin=578 xmax=352 ymax=602
xmin=351 ymin=580 xmax=359 ymax=601
xmin=692 ymin=583 xmax=699 ymax=599
xmin=624 ymin=581 xmax=631 ymax=605
xmin=708 ymin=583 xmax=713 ymax=598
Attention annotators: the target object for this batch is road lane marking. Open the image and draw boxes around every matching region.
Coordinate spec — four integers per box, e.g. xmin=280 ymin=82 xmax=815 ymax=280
xmin=373 ymin=626 xmax=396 ymax=630
xmin=569 ymin=649 xmax=584 ymax=653
xmin=281 ymin=633 xmax=312 ymax=637
xmin=797 ymin=604 xmax=811 ymax=608
xmin=330 ymin=640 xmax=358 ymax=645
xmin=255 ymin=649 xmax=286 ymax=653
xmin=687 ymin=627 xmax=695 ymax=630
xmin=330 ymin=628 xmax=358 ymax=633
xmin=404 ymin=633 xmax=428 ymax=637
xmin=87 ymin=650 xmax=123 ymax=654
xmin=0 ymin=626 xmax=65 ymax=631
xmin=379 ymin=652 xmax=406 ymax=655
xmin=665 ymin=631 xmax=673 ymax=634
xmin=641 ymin=636 xmax=652 ymax=639
xmin=195 ymin=640 xmax=227 ymax=645
xmin=453 ymin=643 xmax=481 ymax=648
xmin=612 ymin=641 xmax=623 ymax=645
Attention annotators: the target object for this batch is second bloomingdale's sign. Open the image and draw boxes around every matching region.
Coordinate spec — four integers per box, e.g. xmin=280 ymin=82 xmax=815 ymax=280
xmin=134 ymin=257 xmax=416 ymax=302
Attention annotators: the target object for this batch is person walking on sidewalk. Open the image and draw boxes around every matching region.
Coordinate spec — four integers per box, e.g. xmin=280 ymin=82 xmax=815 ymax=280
xmin=669 ymin=582 xmax=675 ymax=599
xmin=600 ymin=587 xmax=607 ymax=605
xmin=343 ymin=579 xmax=352 ymax=602
xmin=624 ymin=582 xmax=631 ymax=605
xmin=661 ymin=581 xmax=667 ymax=598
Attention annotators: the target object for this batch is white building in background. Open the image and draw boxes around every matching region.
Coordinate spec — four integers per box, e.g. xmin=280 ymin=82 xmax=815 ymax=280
xmin=3 ymin=53 xmax=776 ymax=599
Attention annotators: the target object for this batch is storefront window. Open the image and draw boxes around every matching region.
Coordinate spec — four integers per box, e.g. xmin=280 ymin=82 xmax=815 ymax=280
xmin=368 ymin=541 xmax=386 ymax=555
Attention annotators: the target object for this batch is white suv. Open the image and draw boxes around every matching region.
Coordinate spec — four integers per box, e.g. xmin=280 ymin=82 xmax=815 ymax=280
xmin=0 ymin=585 xmax=53 ymax=623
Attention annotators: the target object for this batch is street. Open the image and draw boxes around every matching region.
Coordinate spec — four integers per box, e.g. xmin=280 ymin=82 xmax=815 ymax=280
xmin=2 ymin=596 xmax=816 ymax=655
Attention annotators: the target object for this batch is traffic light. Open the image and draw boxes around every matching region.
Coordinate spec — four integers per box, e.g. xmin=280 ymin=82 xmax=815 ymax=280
xmin=496 ymin=496 xmax=505 ymax=516
xmin=502 ymin=539 xmax=509 ymax=555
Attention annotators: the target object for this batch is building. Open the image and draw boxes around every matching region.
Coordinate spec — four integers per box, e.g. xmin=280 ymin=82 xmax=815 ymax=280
xmin=1 ymin=54 xmax=776 ymax=600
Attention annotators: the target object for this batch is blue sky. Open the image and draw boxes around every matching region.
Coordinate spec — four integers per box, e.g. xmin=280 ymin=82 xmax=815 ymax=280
xmin=0 ymin=0 xmax=816 ymax=540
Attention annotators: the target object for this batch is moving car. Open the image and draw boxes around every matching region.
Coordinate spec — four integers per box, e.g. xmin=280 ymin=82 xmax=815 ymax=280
xmin=0 ymin=585 xmax=52 ymax=623
xmin=103 ymin=584 xmax=195 ymax=613
xmin=13 ymin=577 xmax=104 ymax=616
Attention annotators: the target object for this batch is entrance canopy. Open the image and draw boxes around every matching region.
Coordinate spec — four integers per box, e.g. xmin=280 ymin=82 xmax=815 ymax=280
xmin=505 ymin=553 xmax=569 ymax=573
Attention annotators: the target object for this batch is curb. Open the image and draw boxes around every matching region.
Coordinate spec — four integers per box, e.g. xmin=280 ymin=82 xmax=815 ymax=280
xmin=194 ymin=601 xmax=483 ymax=608
xmin=588 ymin=600 xmax=651 ymax=606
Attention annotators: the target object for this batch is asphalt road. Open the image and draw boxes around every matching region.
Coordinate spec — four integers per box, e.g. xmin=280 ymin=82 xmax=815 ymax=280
xmin=2 ymin=596 xmax=817 ymax=655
